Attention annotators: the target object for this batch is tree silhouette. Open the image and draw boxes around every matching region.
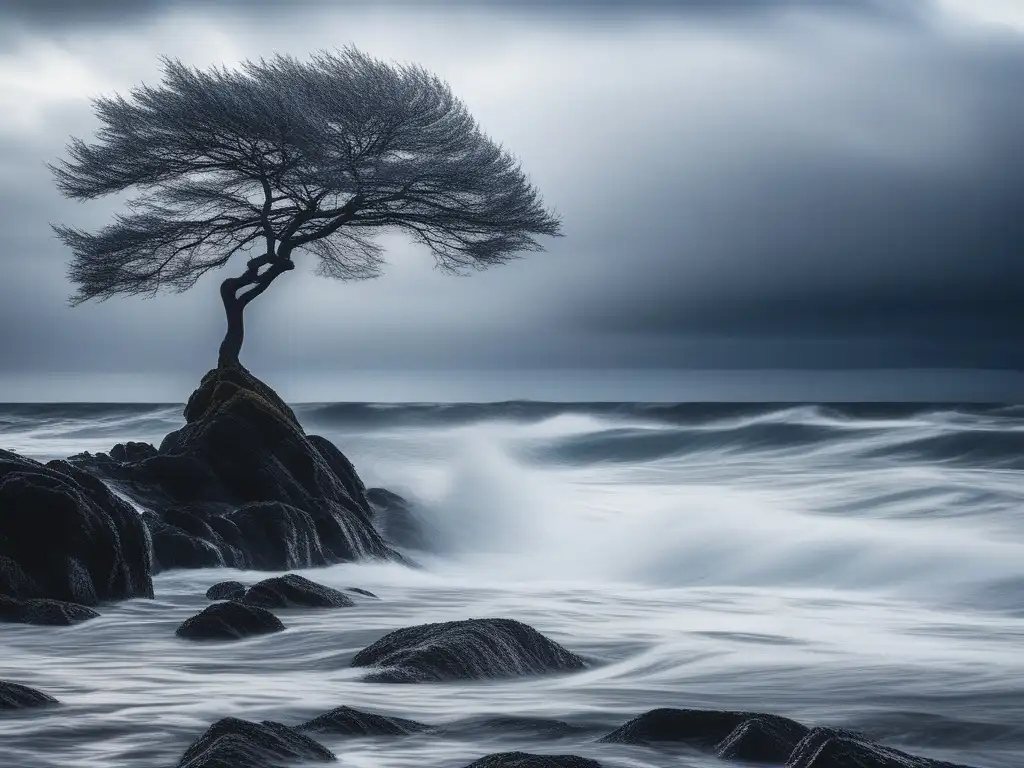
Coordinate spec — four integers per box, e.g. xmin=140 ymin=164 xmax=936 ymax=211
xmin=50 ymin=47 xmax=562 ymax=367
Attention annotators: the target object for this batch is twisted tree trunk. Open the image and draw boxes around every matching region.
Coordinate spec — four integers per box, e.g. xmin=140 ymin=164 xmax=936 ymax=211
xmin=217 ymin=252 xmax=294 ymax=368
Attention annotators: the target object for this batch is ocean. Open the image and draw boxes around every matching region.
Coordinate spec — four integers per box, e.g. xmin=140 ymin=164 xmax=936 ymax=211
xmin=1 ymin=401 xmax=1022 ymax=767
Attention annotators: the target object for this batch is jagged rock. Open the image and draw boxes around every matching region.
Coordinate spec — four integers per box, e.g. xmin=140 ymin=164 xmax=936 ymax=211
xmin=717 ymin=716 xmax=804 ymax=763
xmin=600 ymin=708 xmax=808 ymax=750
xmin=350 ymin=618 xmax=586 ymax=683
xmin=176 ymin=716 xmax=335 ymax=768
xmin=69 ymin=365 xmax=398 ymax=574
xmin=221 ymin=502 xmax=329 ymax=570
xmin=366 ymin=487 xmax=433 ymax=550
xmin=462 ymin=753 xmax=602 ymax=768
xmin=298 ymin=705 xmax=432 ymax=736
xmin=176 ymin=601 xmax=285 ymax=641
xmin=787 ymin=727 xmax=975 ymax=768
xmin=206 ymin=581 xmax=247 ymax=601
xmin=239 ymin=574 xmax=354 ymax=609
xmin=0 ymin=450 xmax=153 ymax=605
xmin=0 ymin=680 xmax=58 ymax=710
xmin=0 ymin=595 xmax=99 ymax=625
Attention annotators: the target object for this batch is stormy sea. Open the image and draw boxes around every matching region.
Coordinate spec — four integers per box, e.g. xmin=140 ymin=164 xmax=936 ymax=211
xmin=1 ymin=401 xmax=1022 ymax=768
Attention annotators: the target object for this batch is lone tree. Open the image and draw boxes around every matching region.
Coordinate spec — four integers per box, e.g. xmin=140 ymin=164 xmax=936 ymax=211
xmin=50 ymin=47 xmax=562 ymax=367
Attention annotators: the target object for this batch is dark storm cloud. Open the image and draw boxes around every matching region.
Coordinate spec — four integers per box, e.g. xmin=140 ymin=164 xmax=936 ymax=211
xmin=0 ymin=0 xmax=1020 ymax=399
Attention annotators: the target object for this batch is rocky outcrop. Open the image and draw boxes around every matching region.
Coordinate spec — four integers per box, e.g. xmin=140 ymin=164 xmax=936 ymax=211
xmin=176 ymin=601 xmax=285 ymax=641
xmin=0 ymin=450 xmax=153 ymax=605
xmin=176 ymin=717 xmax=335 ymax=768
xmin=599 ymin=707 xmax=808 ymax=749
xmin=206 ymin=580 xmax=247 ymax=601
xmin=69 ymin=365 xmax=399 ymax=574
xmin=0 ymin=680 xmax=58 ymax=710
xmin=350 ymin=618 xmax=586 ymax=683
xmin=298 ymin=705 xmax=432 ymax=736
xmin=462 ymin=754 xmax=602 ymax=768
xmin=238 ymin=573 xmax=354 ymax=609
xmin=0 ymin=595 xmax=99 ymax=626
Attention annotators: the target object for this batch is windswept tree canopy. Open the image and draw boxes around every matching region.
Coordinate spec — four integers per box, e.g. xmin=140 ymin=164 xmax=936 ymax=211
xmin=50 ymin=47 xmax=563 ymax=305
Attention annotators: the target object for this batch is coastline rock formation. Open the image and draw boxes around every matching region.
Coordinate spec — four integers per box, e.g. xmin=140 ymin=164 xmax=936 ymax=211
xmin=0 ymin=595 xmax=99 ymax=626
xmin=237 ymin=573 xmax=355 ymax=609
xmin=68 ymin=365 xmax=400 ymax=573
xmin=350 ymin=618 xmax=587 ymax=683
xmin=176 ymin=601 xmax=285 ymax=641
xmin=176 ymin=717 xmax=335 ymax=768
xmin=0 ymin=450 xmax=153 ymax=605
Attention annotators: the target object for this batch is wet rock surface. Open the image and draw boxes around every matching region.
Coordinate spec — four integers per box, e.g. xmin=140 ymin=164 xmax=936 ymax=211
xmin=68 ymin=365 xmax=400 ymax=574
xmin=350 ymin=618 xmax=587 ymax=683
xmin=0 ymin=680 xmax=58 ymax=710
xmin=0 ymin=450 xmax=153 ymax=605
xmin=175 ymin=601 xmax=285 ymax=641
xmin=298 ymin=705 xmax=432 ymax=736
xmin=176 ymin=716 xmax=335 ymax=768
xmin=238 ymin=573 xmax=355 ymax=609
xmin=0 ymin=595 xmax=99 ymax=626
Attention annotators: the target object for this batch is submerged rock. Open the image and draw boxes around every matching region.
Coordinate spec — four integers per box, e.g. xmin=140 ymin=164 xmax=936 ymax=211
xmin=176 ymin=601 xmax=285 ymax=641
xmin=444 ymin=716 xmax=586 ymax=739
xmin=239 ymin=574 xmax=354 ymax=609
xmin=600 ymin=708 xmax=808 ymax=750
xmin=206 ymin=580 xmax=247 ymax=601
xmin=462 ymin=753 xmax=602 ymax=768
xmin=787 ymin=727 xmax=975 ymax=768
xmin=350 ymin=618 xmax=586 ymax=683
xmin=176 ymin=716 xmax=335 ymax=768
xmin=0 ymin=450 xmax=153 ymax=605
xmin=298 ymin=705 xmax=432 ymax=736
xmin=0 ymin=680 xmax=58 ymax=710
xmin=69 ymin=365 xmax=398 ymax=574
xmin=0 ymin=596 xmax=99 ymax=626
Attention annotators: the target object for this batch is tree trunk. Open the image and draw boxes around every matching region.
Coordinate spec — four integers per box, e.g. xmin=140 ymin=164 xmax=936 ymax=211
xmin=216 ymin=253 xmax=295 ymax=369
xmin=218 ymin=285 xmax=246 ymax=368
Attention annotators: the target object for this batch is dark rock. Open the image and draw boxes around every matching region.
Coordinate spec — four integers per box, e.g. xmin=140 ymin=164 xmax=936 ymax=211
xmin=600 ymin=708 xmax=808 ymax=750
xmin=176 ymin=601 xmax=285 ymax=641
xmin=176 ymin=716 xmax=335 ymax=768
xmin=787 ymin=727 xmax=975 ymax=768
xmin=462 ymin=753 xmax=602 ymax=768
xmin=240 ymin=574 xmax=354 ymax=609
xmin=206 ymin=580 xmax=247 ymax=601
xmin=298 ymin=705 xmax=432 ymax=736
xmin=366 ymin=487 xmax=433 ymax=551
xmin=350 ymin=618 xmax=586 ymax=683
xmin=144 ymin=511 xmax=227 ymax=572
xmin=221 ymin=502 xmax=329 ymax=570
xmin=0 ymin=595 xmax=99 ymax=626
xmin=109 ymin=441 xmax=157 ymax=463
xmin=345 ymin=587 xmax=378 ymax=599
xmin=0 ymin=450 xmax=153 ymax=605
xmin=0 ymin=680 xmax=58 ymax=710
xmin=0 ymin=554 xmax=44 ymax=600
xmin=69 ymin=365 xmax=398 ymax=574
xmin=717 ymin=717 xmax=805 ymax=763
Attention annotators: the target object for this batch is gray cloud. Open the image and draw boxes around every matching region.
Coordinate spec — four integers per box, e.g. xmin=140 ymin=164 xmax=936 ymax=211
xmin=0 ymin=0 xmax=1020 ymax=400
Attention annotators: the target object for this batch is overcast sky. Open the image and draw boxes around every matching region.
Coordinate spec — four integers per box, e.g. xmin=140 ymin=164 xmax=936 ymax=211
xmin=0 ymin=0 xmax=1021 ymax=401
